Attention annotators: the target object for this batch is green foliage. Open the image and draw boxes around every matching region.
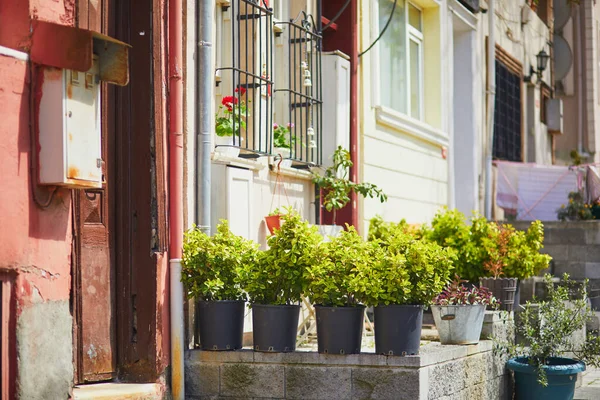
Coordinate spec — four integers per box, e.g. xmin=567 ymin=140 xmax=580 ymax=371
xmin=272 ymin=122 xmax=298 ymax=149
xmin=433 ymin=275 xmax=499 ymax=307
xmin=306 ymin=226 xmax=382 ymax=307
xmin=362 ymin=227 xmax=455 ymax=306
xmin=424 ymin=208 xmax=551 ymax=282
xmin=312 ymin=146 xmax=387 ymax=223
xmin=367 ymin=215 xmax=422 ymax=244
xmin=493 ymin=274 xmax=600 ymax=386
xmin=557 ymin=191 xmax=596 ymax=221
xmin=215 ymin=92 xmax=249 ymax=137
xmin=500 ymin=221 xmax=551 ymax=280
xmin=240 ymin=208 xmax=322 ymax=305
xmin=181 ymin=220 xmax=258 ymax=301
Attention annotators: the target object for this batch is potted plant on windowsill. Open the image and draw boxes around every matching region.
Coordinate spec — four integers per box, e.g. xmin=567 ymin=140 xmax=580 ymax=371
xmin=431 ymin=276 xmax=498 ymax=345
xmin=479 ymin=221 xmax=551 ymax=312
xmin=312 ymin=146 xmax=387 ymax=227
xmin=494 ymin=274 xmax=600 ymax=400
xmin=181 ymin=220 xmax=258 ymax=350
xmin=363 ymin=225 xmax=455 ymax=355
xmin=240 ymin=208 xmax=322 ymax=352
xmin=215 ymin=87 xmax=248 ymax=157
xmin=305 ymin=226 xmax=380 ymax=355
xmin=272 ymin=122 xmax=296 ymax=168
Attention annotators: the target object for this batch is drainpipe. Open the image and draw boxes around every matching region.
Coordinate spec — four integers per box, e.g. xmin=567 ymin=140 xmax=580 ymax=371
xmin=484 ymin=0 xmax=496 ymax=220
xmin=169 ymin=0 xmax=185 ymax=396
xmin=575 ymin=4 xmax=584 ymax=155
xmin=197 ymin=0 xmax=212 ymax=237
xmin=349 ymin=0 xmax=359 ymax=229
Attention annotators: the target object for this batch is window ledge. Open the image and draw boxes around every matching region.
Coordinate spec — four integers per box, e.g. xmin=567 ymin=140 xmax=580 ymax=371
xmin=374 ymin=106 xmax=449 ymax=147
xmin=269 ymin=158 xmax=314 ymax=181
xmin=211 ymin=152 xmax=267 ymax=171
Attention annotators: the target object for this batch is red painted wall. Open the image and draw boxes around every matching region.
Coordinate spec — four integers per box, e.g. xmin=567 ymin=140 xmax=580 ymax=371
xmin=0 ymin=2 xmax=75 ymax=396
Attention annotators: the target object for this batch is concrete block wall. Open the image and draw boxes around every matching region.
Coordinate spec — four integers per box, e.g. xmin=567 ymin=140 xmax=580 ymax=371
xmin=512 ymin=221 xmax=600 ymax=306
xmin=185 ymin=341 xmax=511 ymax=400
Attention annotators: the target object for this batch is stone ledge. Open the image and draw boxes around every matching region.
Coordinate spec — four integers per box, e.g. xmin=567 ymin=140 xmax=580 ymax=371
xmin=186 ymin=340 xmax=494 ymax=369
xmin=185 ymin=341 xmax=510 ymax=400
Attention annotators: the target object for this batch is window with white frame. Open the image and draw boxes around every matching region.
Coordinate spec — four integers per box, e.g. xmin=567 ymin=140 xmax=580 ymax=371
xmin=377 ymin=0 xmax=423 ymax=120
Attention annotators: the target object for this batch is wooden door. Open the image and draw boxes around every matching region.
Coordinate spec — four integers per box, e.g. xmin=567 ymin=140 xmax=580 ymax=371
xmin=73 ymin=0 xmax=116 ymax=383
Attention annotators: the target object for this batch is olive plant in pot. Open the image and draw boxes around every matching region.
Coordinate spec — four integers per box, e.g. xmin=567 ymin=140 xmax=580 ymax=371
xmin=494 ymin=274 xmax=600 ymax=400
xmin=305 ymin=226 xmax=381 ymax=355
xmin=431 ymin=276 xmax=498 ymax=345
xmin=181 ymin=220 xmax=258 ymax=350
xmin=362 ymin=227 xmax=455 ymax=355
xmin=480 ymin=221 xmax=551 ymax=311
xmin=240 ymin=208 xmax=322 ymax=352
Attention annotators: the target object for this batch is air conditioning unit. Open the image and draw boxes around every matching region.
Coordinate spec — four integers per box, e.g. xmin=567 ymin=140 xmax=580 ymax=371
xmin=546 ymin=98 xmax=563 ymax=134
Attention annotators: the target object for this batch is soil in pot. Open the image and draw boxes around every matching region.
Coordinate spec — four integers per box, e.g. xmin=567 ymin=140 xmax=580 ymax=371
xmin=507 ymin=357 xmax=585 ymax=400
xmin=197 ymin=300 xmax=245 ymax=351
xmin=374 ymin=305 xmax=423 ymax=355
xmin=252 ymin=304 xmax=300 ymax=352
xmin=479 ymin=277 xmax=518 ymax=312
xmin=431 ymin=304 xmax=485 ymax=345
xmin=315 ymin=305 xmax=365 ymax=354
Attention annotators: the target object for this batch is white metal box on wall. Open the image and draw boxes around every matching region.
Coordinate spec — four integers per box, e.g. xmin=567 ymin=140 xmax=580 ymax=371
xmin=29 ymin=19 xmax=131 ymax=189
xmin=321 ymin=51 xmax=350 ymax=168
xmin=211 ymin=164 xmax=255 ymax=241
xmin=546 ymin=98 xmax=563 ymax=134
xmin=38 ymin=58 xmax=102 ymax=188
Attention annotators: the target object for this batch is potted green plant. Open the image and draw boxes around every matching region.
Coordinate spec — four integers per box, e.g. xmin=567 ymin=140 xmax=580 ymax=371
xmin=272 ymin=122 xmax=296 ymax=167
xmin=240 ymin=208 xmax=322 ymax=352
xmin=265 ymin=208 xmax=283 ymax=236
xmin=479 ymin=221 xmax=551 ymax=311
xmin=431 ymin=276 xmax=498 ymax=345
xmin=494 ymin=274 xmax=600 ymax=399
xmin=312 ymin=146 xmax=387 ymax=225
xmin=305 ymin=226 xmax=380 ymax=355
xmin=215 ymin=88 xmax=248 ymax=157
xmin=181 ymin=220 xmax=258 ymax=350
xmin=363 ymin=225 xmax=455 ymax=355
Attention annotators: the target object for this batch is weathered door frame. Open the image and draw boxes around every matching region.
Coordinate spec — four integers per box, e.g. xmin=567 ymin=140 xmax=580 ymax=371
xmin=72 ymin=0 xmax=168 ymax=383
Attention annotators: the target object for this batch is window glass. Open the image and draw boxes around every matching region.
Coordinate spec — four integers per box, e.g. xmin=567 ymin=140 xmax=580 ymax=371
xmin=409 ymin=38 xmax=421 ymax=119
xmin=408 ymin=3 xmax=421 ymax=32
xmin=379 ymin=0 xmax=407 ymax=114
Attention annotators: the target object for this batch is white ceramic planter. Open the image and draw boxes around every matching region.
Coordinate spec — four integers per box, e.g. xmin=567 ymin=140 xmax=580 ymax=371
xmin=273 ymin=147 xmax=292 ymax=168
xmin=214 ymin=135 xmax=241 ymax=158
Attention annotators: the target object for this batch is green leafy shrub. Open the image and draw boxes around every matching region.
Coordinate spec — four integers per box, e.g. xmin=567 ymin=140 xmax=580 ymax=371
xmin=306 ymin=226 xmax=382 ymax=307
xmin=497 ymin=221 xmax=551 ymax=280
xmin=425 ymin=208 xmax=551 ymax=282
xmin=241 ymin=208 xmax=322 ymax=305
xmin=360 ymin=231 xmax=455 ymax=306
xmin=493 ymin=274 xmax=600 ymax=386
xmin=181 ymin=220 xmax=258 ymax=301
xmin=424 ymin=208 xmax=487 ymax=282
xmin=367 ymin=215 xmax=422 ymax=245
xmin=312 ymin=147 xmax=387 ymax=224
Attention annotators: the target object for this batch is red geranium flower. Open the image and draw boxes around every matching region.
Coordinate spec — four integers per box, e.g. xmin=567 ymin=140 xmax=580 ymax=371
xmin=234 ymin=87 xmax=247 ymax=96
xmin=222 ymin=95 xmax=238 ymax=111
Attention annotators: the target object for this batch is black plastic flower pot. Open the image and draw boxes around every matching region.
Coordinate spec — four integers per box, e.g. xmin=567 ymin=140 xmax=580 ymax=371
xmin=315 ymin=305 xmax=365 ymax=355
xmin=479 ymin=277 xmax=519 ymax=312
xmin=374 ymin=305 xmax=424 ymax=356
xmin=197 ymin=300 xmax=245 ymax=351
xmin=252 ymin=304 xmax=300 ymax=352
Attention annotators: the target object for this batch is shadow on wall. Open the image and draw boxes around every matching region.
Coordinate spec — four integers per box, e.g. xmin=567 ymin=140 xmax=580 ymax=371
xmin=16 ymin=65 xmax=72 ymax=242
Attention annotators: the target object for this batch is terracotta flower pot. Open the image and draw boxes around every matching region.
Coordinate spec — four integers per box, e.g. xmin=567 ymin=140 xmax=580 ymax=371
xmin=265 ymin=214 xmax=281 ymax=235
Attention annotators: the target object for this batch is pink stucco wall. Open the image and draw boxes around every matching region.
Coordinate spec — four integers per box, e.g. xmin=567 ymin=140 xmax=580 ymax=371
xmin=0 ymin=54 xmax=72 ymax=307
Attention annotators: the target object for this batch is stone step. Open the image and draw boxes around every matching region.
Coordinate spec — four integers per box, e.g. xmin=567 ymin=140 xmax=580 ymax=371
xmin=73 ymin=383 xmax=164 ymax=400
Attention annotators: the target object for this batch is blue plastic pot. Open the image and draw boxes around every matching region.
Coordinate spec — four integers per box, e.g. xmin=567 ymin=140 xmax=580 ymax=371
xmin=507 ymin=357 xmax=585 ymax=400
